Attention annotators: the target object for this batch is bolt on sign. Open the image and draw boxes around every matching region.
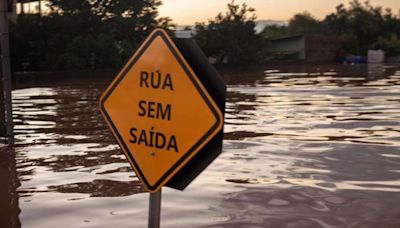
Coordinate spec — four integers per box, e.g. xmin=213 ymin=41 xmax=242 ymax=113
xmin=99 ymin=29 xmax=226 ymax=192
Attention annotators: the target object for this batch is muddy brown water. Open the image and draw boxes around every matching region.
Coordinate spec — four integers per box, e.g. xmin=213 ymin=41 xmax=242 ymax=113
xmin=1 ymin=63 xmax=400 ymax=227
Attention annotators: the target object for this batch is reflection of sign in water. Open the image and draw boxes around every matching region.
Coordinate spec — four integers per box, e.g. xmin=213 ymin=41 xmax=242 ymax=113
xmin=100 ymin=29 xmax=224 ymax=192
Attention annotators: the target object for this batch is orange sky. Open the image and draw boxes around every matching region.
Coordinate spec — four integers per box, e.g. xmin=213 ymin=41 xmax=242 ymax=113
xmin=159 ymin=0 xmax=400 ymax=25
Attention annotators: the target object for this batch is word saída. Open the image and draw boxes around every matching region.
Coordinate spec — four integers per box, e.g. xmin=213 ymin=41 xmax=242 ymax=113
xmin=129 ymin=127 xmax=178 ymax=152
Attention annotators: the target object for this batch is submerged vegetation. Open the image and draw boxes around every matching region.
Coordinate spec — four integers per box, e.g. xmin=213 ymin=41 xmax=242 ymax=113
xmin=9 ymin=0 xmax=400 ymax=71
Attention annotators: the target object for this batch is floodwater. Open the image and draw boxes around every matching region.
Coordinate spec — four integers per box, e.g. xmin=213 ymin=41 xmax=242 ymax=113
xmin=1 ymin=63 xmax=400 ymax=228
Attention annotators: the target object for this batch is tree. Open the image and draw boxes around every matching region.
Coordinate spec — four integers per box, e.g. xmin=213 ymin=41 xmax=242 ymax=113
xmin=323 ymin=0 xmax=400 ymax=56
xmin=261 ymin=12 xmax=320 ymax=40
xmin=10 ymin=0 xmax=174 ymax=70
xmin=194 ymin=1 xmax=265 ymax=68
xmin=288 ymin=11 xmax=321 ymax=34
xmin=373 ymin=33 xmax=400 ymax=56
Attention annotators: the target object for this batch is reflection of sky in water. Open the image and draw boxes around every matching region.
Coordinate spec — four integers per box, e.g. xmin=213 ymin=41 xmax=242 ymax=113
xmin=2 ymin=64 xmax=400 ymax=227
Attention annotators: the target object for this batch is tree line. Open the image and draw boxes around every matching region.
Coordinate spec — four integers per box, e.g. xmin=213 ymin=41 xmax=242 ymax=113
xmin=10 ymin=0 xmax=400 ymax=71
xmin=261 ymin=1 xmax=400 ymax=57
xmin=11 ymin=0 xmax=174 ymax=71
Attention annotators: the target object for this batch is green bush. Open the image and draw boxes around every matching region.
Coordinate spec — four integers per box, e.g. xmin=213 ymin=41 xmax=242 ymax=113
xmin=374 ymin=33 xmax=400 ymax=57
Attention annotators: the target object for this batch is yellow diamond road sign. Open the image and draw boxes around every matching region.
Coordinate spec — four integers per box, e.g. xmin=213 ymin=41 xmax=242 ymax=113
xmin=99 ymin=29 xmax=223 ymax=192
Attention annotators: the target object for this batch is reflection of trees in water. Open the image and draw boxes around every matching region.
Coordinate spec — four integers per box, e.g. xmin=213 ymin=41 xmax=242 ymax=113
xmin=261 ymin=63 xmax=399 ymax=87
xmin=52 ymin=85 xmax=113 ymax=144
xmin=224 ymin=91 xmax=258 ymax=140
xmin=49 ymin=85 xmax=145 ymax=195
xmin=0 ymin=148 xmax=21 ymax=228
xmin=220 ymin=67 xmax=265 ymax=86
xmin=221 ymin=63 xmax=399 ymax=88
xmin=26 ymin=150 xmax=129 ymax=173
xmin=16 ymin=147 xmax=146 ymax=197
xmin=14 ymin=82 xmax=146 ymax=197
xmin=49 ymin=84 xmax=132 ymax=163
xmin=227 ymin=92 xmax=257 ymax=112
xmin=48 ymin=179 xmax=144 ymax=197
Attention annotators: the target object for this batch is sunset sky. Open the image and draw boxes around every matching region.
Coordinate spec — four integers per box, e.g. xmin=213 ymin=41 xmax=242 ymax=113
xmin=159 ymin=0 xmax=400 ymax=25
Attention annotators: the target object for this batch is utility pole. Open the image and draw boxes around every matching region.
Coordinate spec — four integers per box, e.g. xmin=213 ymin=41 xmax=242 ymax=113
xmin=0 ymin=0 xmax=14 ymax=145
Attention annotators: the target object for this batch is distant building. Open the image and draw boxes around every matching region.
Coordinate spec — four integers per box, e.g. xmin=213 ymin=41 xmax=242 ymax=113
xmin=265 ymin=34 xmax=342 ymax=62
xmin=254 ymin=20 xmax=288 ymax=33
xmin=174 ymin=30 xmax=195 ymax=38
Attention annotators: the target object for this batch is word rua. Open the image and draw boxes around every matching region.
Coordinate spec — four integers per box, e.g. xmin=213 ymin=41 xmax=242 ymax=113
xmin=140 ymin=70 xmax=173 ymax=90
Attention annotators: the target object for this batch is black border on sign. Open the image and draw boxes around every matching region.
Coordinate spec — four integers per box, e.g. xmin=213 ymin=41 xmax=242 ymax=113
xmin=100 ymin=30 xmax=221 ymax=192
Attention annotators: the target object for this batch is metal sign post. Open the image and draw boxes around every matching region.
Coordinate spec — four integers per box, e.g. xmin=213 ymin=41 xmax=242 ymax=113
xmin=148 ymin=189 xmax=162 ymax=228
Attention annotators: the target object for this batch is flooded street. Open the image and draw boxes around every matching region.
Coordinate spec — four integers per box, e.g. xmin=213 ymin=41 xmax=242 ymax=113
xmin=1 ymin=63 xmax=400 ymax=227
